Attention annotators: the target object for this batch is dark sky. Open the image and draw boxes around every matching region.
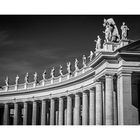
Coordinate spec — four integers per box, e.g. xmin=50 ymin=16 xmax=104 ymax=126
xmin=0 ymin=15 xmax=140 ymax=86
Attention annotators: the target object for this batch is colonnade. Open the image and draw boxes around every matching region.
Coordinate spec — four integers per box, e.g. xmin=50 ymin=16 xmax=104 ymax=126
xmin=1 ymin=75 xmax=118 ymax=125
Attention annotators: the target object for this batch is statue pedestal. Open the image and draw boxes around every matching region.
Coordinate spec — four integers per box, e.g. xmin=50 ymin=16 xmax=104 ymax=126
xmin=15 ymin=85 xmax=18 ymax=90
xmin=59 ymin=76 xmax=62 ymax=82
xmin=119 ymin=39 xmax=129 ymax=48
xmin=51 ymin=78 xmax=53 ymax=84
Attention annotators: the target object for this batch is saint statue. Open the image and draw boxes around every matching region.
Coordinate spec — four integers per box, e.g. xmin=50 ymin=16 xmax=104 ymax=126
xmin=59 ymin=65 xmax=63 ymax=76
xmin=82 ymin=55 xmax=86 ymax=67
xmin=75 ymin=58 xmax=79 ymax=71
xmin=121 ymin=22 xmax=129 ymax=40
xmin=25 ymin=72 xmax=29 ymax=83
xmin=50 ymin=67 xmax=55 ymax=78
xmin=103 ymin=25 xmax=112 ymax=42
xmin=5 ymin=76 xmax=9 ymax=86
xmin=103 ymin=18 xmax=120 ymax=42
xmin=88 ymin=51 xmax=94 ymax=61
xmin=34 ymin=72 xmax=38 ymax=82
xmin=94 ymin=35 xmax=101 ymax=50
xmin=67 ymin=62 xmax=71 ymax=74
xmin=15 ymin=75 xmax=19 ymax=85
xmin=42 ymin=70 xmax=46 ymax=80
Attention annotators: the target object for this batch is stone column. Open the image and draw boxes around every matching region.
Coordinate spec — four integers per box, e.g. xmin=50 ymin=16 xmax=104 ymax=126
xmin=23 ymin=102 xmax=28 ymax=125
xmin=89 ymin=88 xmax=95 ymax=125
xmin=117 ymin=72 xmax=138 ymax=125
xmin=82 ymin=91 xmax=88 ymax=125
xmin=14 ymin=102 xmax=19 ymax=125
xmin=64 ymin=108 xmax=67 ymax=125
xmin=50 ymin=98 xmax=55 ymax=125
xmin=113 ymin=91 xmax=118 ymax=125
xmin=74 ymin=93 xmax=80 ymax=125
xmin=32 ymin=101 xmax=37 ymax=125
xmin=3 ymin=103 xmax=9 ymax=125
xmin=66 ymin=95 xmax=72 ymax=125
xmin=58 ymin=97 xmax=64 ymax=125
xmin=95 ymin=81 xmax=102 ymax=125
xmin=41 ymin=100 xmax=46 ymax=125
xmin=105 ymin=75 xmax=113 ymax=125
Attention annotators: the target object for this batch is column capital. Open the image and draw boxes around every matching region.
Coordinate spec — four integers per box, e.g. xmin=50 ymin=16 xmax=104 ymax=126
xmin=117 ymin=70 xmax=132 ymax=78
xmin=105 ymin=74 xmax=114 ymax=78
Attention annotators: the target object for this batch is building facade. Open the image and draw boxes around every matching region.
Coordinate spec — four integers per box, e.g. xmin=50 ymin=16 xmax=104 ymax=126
xmin=0 ymin=18 xmax=140 ymax=125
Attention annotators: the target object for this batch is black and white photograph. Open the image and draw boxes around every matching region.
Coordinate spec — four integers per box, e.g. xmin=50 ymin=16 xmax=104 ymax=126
xmin=0 ymin=0 xmax=140 ymax=140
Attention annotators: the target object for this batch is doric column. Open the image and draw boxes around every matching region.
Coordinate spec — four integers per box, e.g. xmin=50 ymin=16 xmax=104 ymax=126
xmin=117 ymin=72 xmax=138 ymax=125
xmin=89 ymin=88 xmax=95 ymax=125
xmin=105 ymin=75 xmax=113 ymax=125
xmin=14 ymin=102 xmax=19 ymax=125
xmin=64 ymin=108 xmax=67 ymax=125
xmin=58 ymin=97 xmax=64 ymax=125
xmin=50 ymin=98 xmax=55 ymax=125
xmin=41 ymin=100 xmax=46 ymax=125
xmin=32 ymin=101 xmax=37 ymax=125
xmin=23 ymin=102 xmax=28 ymax=125
xmin=82 ymin=91 xmax=88 ymax=125
xmin=3 ymin=103 xmax=9 ymax=125
xmin=66 ymin=95 xmax=72 ymax=125
xmin=74 ymin=93 xmax=80 ymax=125
xmin=95 ymin=81 xmax=102 ymax=125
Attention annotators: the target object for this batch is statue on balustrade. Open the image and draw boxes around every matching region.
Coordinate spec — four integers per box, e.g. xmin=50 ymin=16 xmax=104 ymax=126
xmin=121 ymin=22 xmax=129 ymax=40
xmin=15 ymin=75 xmax=19 ymax=85
xmin=95 ymin=35 xmax=101 ymax=50
xmin=59 ymin=65 xmax=63 ymax=76
xmin=34 ymin=72 xmax=38 ymax=83
xmin=50 ymin=67 xmax=55 ymax=78
xmin=82 ymin=55 xmax=86 ymax=67
xmin=25 ymin=72 xmax=29 ymax=83
xmin=75 ymin=58 xmax=79 ymax=71
xmin=103 ymin=18 xmax=120 ymax=42
xmin=5 ymin=76 xmax=9 ymax=86
xmin=67 ymin=62 xmax=71 ymax=74
xmin=42 ymin=70 xmax=46 ymax=80
xmin=88 ymin=51 xmax=94 ymax=61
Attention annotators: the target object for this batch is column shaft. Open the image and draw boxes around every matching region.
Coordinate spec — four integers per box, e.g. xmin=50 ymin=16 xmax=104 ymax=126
xmin=66 ymin=96 xmax=72 ymax=125
xmin=23 ymin=102 xmax=28 ymax=125
xmin=105 ymin=75 xmax=113 ymax=125
xmin=41 ymin=100 xmax=46 ymax=125
xmin=95 ymin=82 xmax=102 ymax=125
xmin=32 ymin=101 xmax=37 ymax=125
xmin=89 ymin=89 xmax=95 ymax=125
xmin=14 ymin=103 xmax=19 ymax=125
xmin=50 ymin=99 xmax=55 ymax=125
xmin=3 ymin=103 xmax=9 ymax=125
xmin=58 ymin=97 xmax=64 ymax=125
xmin=82 ymin=92 xmax=88 ymax=125
xmin=74 ymin=94 xmax=80 ymax=125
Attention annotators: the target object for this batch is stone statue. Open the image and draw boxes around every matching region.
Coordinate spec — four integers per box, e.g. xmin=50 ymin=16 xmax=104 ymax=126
xmin=82 ymin=55 xmax=86 ymax=67
xmin=103 ymin=18 xmax=120 ymax=42
xmin=34 ymin=72 xmax=38 ymax=82
xmin=5 ymin=76 xmax=9 ymax=86
xmin=25 ymin=72 xmax=29 ymax=83
xmin=94 ymin=35 xmax=101 ymax=50
xmin=15 ymin=75 xmax=19 ymax=85
xmin=75 ymin=58 xmax=79 ymax=71
xmin=59 ymin=65 xmax=63 ymax=76
xmin=42 ymin=70 xmax=46 ymax=80
xmin=50 ymin=67 xmax=55 ymax=78
xmin=67 ymin=62 xmax=71 ymax=74
xmin=121 ymin=22 xmax=129 ymax=40
xmin=88 ymin=51 xmax=94 ymax=61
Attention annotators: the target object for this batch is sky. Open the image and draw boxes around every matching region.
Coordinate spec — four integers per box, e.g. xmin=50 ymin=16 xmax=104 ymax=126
xmin=0 ymin=15 xmax=140 ymax=86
